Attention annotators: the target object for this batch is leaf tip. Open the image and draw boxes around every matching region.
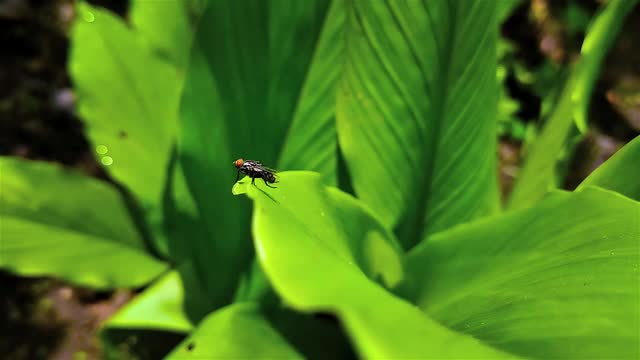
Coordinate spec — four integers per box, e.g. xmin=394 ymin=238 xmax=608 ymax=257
xmin=232 ymin=181 xmax=248 ymax=195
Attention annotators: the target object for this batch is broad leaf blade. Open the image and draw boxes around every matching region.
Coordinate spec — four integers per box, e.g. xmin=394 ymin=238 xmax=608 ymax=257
xmin=166 ymin=303 xmax=302 ymax=359
xmin=179 ymin=40 xmax=253 ymax=309
xmin=578 ymin=135 xmax=640 ymax=201
xmin=337 ymin=1 xmax=499 ymax=247
xmin=235 ymin=172 xmax=513 ymax=358
xmin=100 ymin=271 xmax=192 ymax=359
xmin=129 ymin=0 xmax=195 ymax=67
xmin=70 ymin=3 xmax=179 ymax=207
xmin=178 ymin=0 xmax=333 ymax=308
xmin=0 ymin=157 xmax=167 ymax=288
xmin=278 ymin=0 xmax=345 ymax=185
xmin=70 ymin=3 xmax=181 ymax=255
xmin=405 ymin=187 xmax=640 ymax=359
xmin=103 ymin=271 xmax=192 ymax=333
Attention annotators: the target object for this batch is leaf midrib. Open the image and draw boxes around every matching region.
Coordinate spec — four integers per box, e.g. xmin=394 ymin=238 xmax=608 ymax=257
xmin=398 ymin=1 xmax=457 ymax=248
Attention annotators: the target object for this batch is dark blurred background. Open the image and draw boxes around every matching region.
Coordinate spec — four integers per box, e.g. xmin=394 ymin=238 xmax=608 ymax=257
xmin=0 ymin=0 xmax=638 ymax=358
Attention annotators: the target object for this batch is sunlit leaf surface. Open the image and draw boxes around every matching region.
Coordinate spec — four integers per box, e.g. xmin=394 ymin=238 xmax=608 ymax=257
xmin=129 ymin=0 xmax=195 ymax=67
xmin=0 ymin=157 xmax=167 ymax=288
xmin=70 ymin=3 xmax=182 ymax=255
xmin=406 ymin=187 xmax=640 ymax=359
xmin=235 ymin=172 xmax=512 ymax=358
xmin=337 ymin=1 xmax=500 ymax=247
xmin=103 ymin=271 xmax=192 ymax=333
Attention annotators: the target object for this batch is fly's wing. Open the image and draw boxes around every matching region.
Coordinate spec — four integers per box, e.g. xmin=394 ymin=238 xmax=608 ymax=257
xmin=257 ymin=166 xmax=278 ymax=176
xmin=245 ymin=160 xmax=277 ymax=174
xmin=244 ymin=160 xmax=261 ymax=166
xmin=251 ymin=161 xmax=278 ymax=173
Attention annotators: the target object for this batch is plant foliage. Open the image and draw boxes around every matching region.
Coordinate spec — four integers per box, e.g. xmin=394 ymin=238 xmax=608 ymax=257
xmin=0 ymin=0 xmax=638 ymax=358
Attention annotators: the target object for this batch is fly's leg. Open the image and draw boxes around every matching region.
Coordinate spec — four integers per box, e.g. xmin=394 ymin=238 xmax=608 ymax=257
xmin=235 ymin=170 xmax=241 ymax=183
xmin=263 ymin=178 xmax=277 ymax=188
xmin=251 ymin=177 xmax=256 ymax=185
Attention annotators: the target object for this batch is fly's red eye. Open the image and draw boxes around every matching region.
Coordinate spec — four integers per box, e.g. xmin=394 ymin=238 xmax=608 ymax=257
xmin=234 ymin=159 xmax=244 ymax=168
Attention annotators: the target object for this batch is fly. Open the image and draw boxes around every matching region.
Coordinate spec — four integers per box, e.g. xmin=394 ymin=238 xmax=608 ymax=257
xmin=234 ymin=158 xmax=278 ymax=188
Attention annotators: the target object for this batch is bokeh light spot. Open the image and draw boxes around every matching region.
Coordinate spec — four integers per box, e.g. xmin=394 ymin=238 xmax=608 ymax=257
xmin=82 ymin=11 xmax=95 ymax=23
xmin=101 ymin=156 xmax=113 ymax=166
xmin=96 ymin=145 xmax=108 ymax=155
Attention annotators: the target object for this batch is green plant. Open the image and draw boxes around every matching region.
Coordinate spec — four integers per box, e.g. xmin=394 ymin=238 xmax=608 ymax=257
xmin=1 ymin=0 xmax=638 ymax=358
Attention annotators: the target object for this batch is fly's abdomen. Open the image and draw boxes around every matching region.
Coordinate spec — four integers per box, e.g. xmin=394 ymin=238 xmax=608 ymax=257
xmin=264 ymin=172 xmax=277 ymax=183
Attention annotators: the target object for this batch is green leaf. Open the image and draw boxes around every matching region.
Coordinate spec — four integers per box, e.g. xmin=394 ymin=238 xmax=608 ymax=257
xmin=337 ymin=1 xmax=500 ymax=247
xmin=178 ymin=40 xmax=252 ymax=309
xmin=70 ymin=3 xmax=182 ymax=255
xmin=160 ymin=151 xmax=215 ymax=321
xmin=166 ymin=303 xmax=302 ymax=359
xmin=405 ymin=187 xmax=640 ymax=359
xmin=178 ymin=0 xmax=334 ymax=308
xmin=0 ymin=157 xmax=167 ymax=288
xmin=497 ymin=0 xmax=523 ymax=23
xmin=572 ymin=0 xmax=638 ymax=132
xmin=235 ymin=172 xmax=512 ymax=358
xmin=129 ymin=0 xmax=195 ymax=67
xmin=278 ymin=0 xmax=346 ymax=185
xmin=507 ymin=0 xmax=638 ymax=210
xmin=102 ymin=271 xmax=192 ymax=333
xmin=100 ymin=271 xmax=192 ymax=359
xmin=578 ymin=135 xmax=640 ymax=202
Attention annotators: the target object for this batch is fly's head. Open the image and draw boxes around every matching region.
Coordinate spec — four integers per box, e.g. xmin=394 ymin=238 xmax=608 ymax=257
xmin=233 ymin=158 xmax=245 ymax=168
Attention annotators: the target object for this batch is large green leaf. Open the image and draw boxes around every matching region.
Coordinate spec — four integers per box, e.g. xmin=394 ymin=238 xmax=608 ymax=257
xmin=277 ymin=0 xmax=346 ymax=185
xmin=129 ymin=0 xmax=195 ymax=67
xmin=578 ymin=135 xmax=640 ymax=201
xmin=404 ymin=187 xmax=640 ymax=359
xmin=507 ymin=0 xmax=638 ymax=210
xmin=102 ymin=271 xmax=192 ymax=333
xmin=70 ymin=3 xmax=182 ymax=255
xmin=234 ymin=172 xmax=513 ymax=358
xmin=178 ymin=0 xmax=336 ymax=308
xmin=166 ymin=303 xmax=302 ymax=359
xmin=160 ymin=155 xmax=213 ymax=321
xmin=337 ymin=1 xmax=500 ymax=247
xmin=70 ymin=2 xmax=179 ymax=208
xmin=0 ymin=157 xmax=167 ymax=288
